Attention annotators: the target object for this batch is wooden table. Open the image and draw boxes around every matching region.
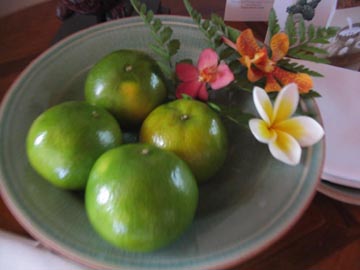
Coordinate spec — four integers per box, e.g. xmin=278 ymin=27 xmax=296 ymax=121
xmin=1 ymin=1 xmax=360 ymax=269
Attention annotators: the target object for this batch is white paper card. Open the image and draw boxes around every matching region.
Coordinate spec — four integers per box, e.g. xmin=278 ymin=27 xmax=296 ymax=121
xmin=293 ymin=59 xmax=360 ymax=188
xmin=224 ymin=0 xmax=275 ymax=21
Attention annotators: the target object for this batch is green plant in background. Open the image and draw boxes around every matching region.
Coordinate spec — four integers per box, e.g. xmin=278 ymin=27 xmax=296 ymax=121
xmin=286 ymin=0 xmax=322 ymax=21
xmin=268 ymin=8 xmax=339 ymax=64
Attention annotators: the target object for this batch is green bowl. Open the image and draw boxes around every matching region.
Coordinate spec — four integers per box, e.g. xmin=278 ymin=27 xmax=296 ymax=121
xmin=0 ymin=16 xmax=324 ymax=270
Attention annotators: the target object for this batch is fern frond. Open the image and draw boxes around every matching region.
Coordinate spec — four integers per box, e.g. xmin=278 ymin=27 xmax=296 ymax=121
xmin=130 ymin=0 xmax=180 ymax=78
xmin=283 ymin=14 xmax=339 ymax=64
xmin=277 ymin=59 xmax=323 ymax=77
xmin=285 ymin=14 xmax=298 ymax=45
xmin=268 ymin=8 xmax=281 ymax=40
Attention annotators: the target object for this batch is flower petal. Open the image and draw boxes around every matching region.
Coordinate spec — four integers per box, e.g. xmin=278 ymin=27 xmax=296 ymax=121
xmin=176 ymin=81 xmax=203 ymax=99
xmin=269 ymin=131 xmax=302 ymax=165
xmin=252 ymin=48 xmax=274 ymax=73
xmin=253 ymin=86 xmax=273 ymax=124
xmin=265 ymin=74 xmax=282 ymax=92
xmin=197 ymin=48 xmax=219 ymax=71
xmin=274 ymin=116 xmax=324 ymax=147
xmin=197 ymin=83 xmax=209 ymax=100
xmin=292 ymin=73 xmax=313 ymax=94
xmin=176 ymin=63 xmax=199 ymax=82
xmin=249 ymin=119 xmax=277 ymax=143
xmin=209 ymin=62 xmax=234 ymax=89
xmin=273 ymin=67 xmax=313 ymax=94
xmin=240 ymin=56 xmax=264 ymax=82
xmin=270 ymin=32 xmax=289 ymax=62
xmin=273 ymin=83 xmax=299 ymax=124
xmin=240 ymin=55 xmax=252 ymax=69
xmin=248 ymin=67 xmax=265 ymax=82
xmin=236 ymin=29 xmax=261 ymax=58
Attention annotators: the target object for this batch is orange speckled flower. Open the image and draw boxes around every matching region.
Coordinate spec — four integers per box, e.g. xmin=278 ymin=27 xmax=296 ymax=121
xmin=223 ymin=29 xmax=313 ymax=93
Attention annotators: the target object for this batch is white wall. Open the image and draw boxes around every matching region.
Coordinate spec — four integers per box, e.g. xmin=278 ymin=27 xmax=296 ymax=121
xmin=0 ymin=0 xmax=49 ymax=17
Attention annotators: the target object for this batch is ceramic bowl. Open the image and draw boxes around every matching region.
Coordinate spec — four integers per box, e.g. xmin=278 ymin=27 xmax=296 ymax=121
xmin=0 ymin=15 xmax=324 ymax=270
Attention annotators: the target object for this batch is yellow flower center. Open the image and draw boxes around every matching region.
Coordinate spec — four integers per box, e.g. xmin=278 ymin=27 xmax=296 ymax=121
xmin=199 ymin=66 xmax=217 ymax=83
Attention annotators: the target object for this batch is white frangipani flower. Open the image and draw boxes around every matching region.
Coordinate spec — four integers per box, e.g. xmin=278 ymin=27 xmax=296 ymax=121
xmin=249 ymin=83 xmax=324 ymax=165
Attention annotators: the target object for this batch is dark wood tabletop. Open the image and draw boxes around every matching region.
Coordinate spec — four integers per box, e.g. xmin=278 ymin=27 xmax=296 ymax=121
xmin=1 ymin=1 xmax=360 ymax=269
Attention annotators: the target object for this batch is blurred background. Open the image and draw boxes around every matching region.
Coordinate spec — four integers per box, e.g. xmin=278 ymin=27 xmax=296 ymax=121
xmin=1 ymin=0 xmax=359 ymax=18
xmin=0 ymin=0 xmax=48 ymax=17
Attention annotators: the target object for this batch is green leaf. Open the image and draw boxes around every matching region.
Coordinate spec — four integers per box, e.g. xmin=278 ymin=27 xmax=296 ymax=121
xmin=298 ymin=19 xmax=306 ymax=43
xmin=310 ymin=38 xmax=330 ymax=44
xmin=219 ymin=47 xmax=237 ymax=59
xmin=268 ymin=8 xmax=280 ymax=39
xmin=213 ymin=35 xmax=223 ymax=47
xmin=286 ymin=18 xmax=339 ymax=65
xmin=211 ymin=14 xmax=226 ymax=30
xmin=286 ymin=13 xmax=338 ymax=47
xmin=152 ymin=18 xmax=162 ymax=32
xmin=288 ymin=51 xmax=330 ymax=64
xmin=201 ymin=20 xmax=210 ymax=30
xmin=156 ymin=60 xmax=172 ymax=78
xmin=316 ymin=27 xmax=324 ymax=37
xmin=227 ymin=26 xmax=240 ymax=42
xmin=216 ymin=105 xmax=255 ymax=127
xmin=234 ymin=76 xmax=255 ymax=92
xmin=145 ymin=10 xmax=154 ymax=23
xmin=149 ymin=44 xmax=169 ymax=59
xmin=193 ymin=12 xmax=202 ymax=24
xmin=315 ymin=27 xmax=338 ymax=39
xmin=150 ymin=30 xmax=162 ymax=44
xmin=228 ymin=59 xmax=246 ymax=75
xmin=296 ymin=45 xmax=329 ymax=55
xmin=301 ymin=90 xmax=322 ymax=99
xmin=167 ymin=39 xmax=180 ymax=56
xmin=308 ymin=24 xmax=315 ymax=40
xmin=140 ymin=3 xmax=147 ymax=14
xmin=285 ymin=14 xmax=297 ymax=45
xmin=183 ymin=0 xmax=239 ymax=49
xmin=327 ymin=26 xmax=340 ymax=37
xmin=183 ymin=0 xmax=194 ymax=15
xmin=160 ymin=26 xmax=173 ymax=43
xmin=181 ymin=94 xmax=194 ymax=100
xmin=207 ymin=101 xmax=221 ymax=112
xmin=277 ymin=59 xmax=324 ymax=77
xmin=131 ymin=0 xmax=180 ymax=82
xmin=208 ymin=25 xmax=218 ymax=36
xmin=130 ymin=0 xmax=141 ymax=9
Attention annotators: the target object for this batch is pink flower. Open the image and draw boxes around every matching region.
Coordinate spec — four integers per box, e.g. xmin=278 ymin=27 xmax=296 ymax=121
xmin=175 ymin=48 xmax=234 ymax=101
